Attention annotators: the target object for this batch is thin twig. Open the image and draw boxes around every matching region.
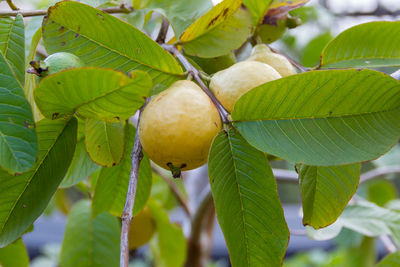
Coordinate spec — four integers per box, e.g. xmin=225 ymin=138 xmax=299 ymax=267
xmin=290 ymin=229 xmax=307 ymax=236
xmin=161 ymin=44 xmax=230 ymax=124
xmin=152 ymin=166 xmax=191 ymax=216
xmin=379 ymin=235 xmax=398 ymax=253
xmin=360 ymin=166 xmax=400 ymax=184
xmin=269 ymin=46 xmax=310 ymax=72
xmin=185 ymin=190 xmax=214 ymax=267
xmin=0 ymin=5 xmax=134 ymax=17
xmin=6 ymin=0 xmax=19 ymax=10
xmin=156 ymin=18 xmax=170 ymax=44
xmin=120 ymin=99 xmax=149 ymax=267
xmin=273 ymin=169 xmax=298 ymax=182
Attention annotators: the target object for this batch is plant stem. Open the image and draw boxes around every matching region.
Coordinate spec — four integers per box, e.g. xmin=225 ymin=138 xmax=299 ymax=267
xmin=185 ymin=190 xmax=214 ymax=267
xmin=120 ymin=100 xmax=148 ymax=267
xmin=156 ymin=18 xmax=170 ymax=44
xmin=152 ymin=166 xmax=192 ymax=216
xmin=0 ymin=4 xmax=134 ymax=17
xmin=269 ymin=47 xmax=310 ymax=72
xmin=391 ymin=69 xmax=400 ymax=81
xmin=6 ymin=0 xmax=19 ymax=10
xmin=161 ymin=44 xmax=230 ymax=124
xmin=379 ymin=235 xmax=398 ymax=253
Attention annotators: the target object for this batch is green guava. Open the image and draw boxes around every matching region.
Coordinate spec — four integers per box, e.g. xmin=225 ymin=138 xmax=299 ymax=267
xmin=28 ymin=52 xmax=84 ymax=77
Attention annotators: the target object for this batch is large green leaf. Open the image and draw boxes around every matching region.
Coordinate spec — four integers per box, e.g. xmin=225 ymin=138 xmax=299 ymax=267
xmin=0 ymin=15 xmax=25 ymax=85
xmin=179 ymin=0 xmax=252 ymax=58
xmin=42 ymin=1 xmax=183 ymax=93
xmin=85 ymin=119 xmax=124 ymax=167
xmin=299 ymin=164 xmax=361 ymax=228
xmin=133 ymin=0 xmax=212 ymax=37
xmin=232 ymin=69 xmax=400 ymax=166
xmin=307 ymin=201 xmax=400 ymax=246
xmin=0 ymin=239 xmax=29 ymax=267
xmin=0 ymin=117 xmax=77 ymax=247
xmin=34 ymin=68 xmax=151 ymax=121
xmin=181 ymin=8 xmax=252 ymax=58
xmin=377 ymin=252 xmax=400 ymax=267
xmin=0 ymin=40 xmax=37 ymax=174
xmin=60 ymin=200 xmax=120 ymax=267
xmin=92 ymin=124 xmax=152 ymax=217
xmin=148 ymin=199 xmax=186 ymax=267
xmin=60 ymin=138 xmax=99 ymax=188
xmin=321 ymin=21 xmax=400 ymax=68
xmin=208 ymin=127 xmax=289 ymax=267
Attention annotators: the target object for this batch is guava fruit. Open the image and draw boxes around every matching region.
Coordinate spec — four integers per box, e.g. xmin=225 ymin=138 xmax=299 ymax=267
xmin=139 ymin=80 xmax=222 ymax=176
xmin=209 ymin=61 xmax=281 ymax=112
xmin=28 ymin=52 xmax=84 ymax=77
xmin=246 ymin=44 xmax=297 ymax=77
xmin=128 ymin=208 xmax=156 ymax=250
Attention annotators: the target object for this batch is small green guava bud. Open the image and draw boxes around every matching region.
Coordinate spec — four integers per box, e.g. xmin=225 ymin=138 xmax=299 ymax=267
xmin=27 ymin=52 xmax=84 ymax=77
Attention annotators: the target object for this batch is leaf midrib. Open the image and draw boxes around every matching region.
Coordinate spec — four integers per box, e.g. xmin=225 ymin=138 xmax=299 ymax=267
xmin=226 ymin=130 xmax=251 ymax=266
xmin=234 ymin=105 xmax=400 ymax=123
xmin=0 ymin=119 xmax=70 ymax=234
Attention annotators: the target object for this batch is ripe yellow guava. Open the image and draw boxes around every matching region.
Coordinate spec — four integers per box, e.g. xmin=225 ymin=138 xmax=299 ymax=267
xmin=139 ymin=80 xmax=222 ymax=173
xmin=246 ymin=44 xmax=297 ymax=77
xmin=209 ymin=61 xmax=281 ymax=112
xmin=128 ymin=208 xmax=156 ymax=250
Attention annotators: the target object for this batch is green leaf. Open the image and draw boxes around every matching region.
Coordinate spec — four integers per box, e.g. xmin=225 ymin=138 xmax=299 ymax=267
xmin=242 ymin=0 xmax=272 ymax=25
xmin=178 ymin=0 xmax=251 ymax=58
xmin=321 ymin=21 xmax=400 ymax=68
xmin=268 ymin=0 xmax=309 ymax=9
xmin=307 ymin=201 xmax=400 ymax=246
xmin=187 ymin=52 xmax=235 ymax=75
xmin=377 ymin=252 xmax=400 ymax=267
xmin=92 ymin=124 xmax=152 ymax=217
xmin=232 ymin=69 xmax=400 ymax=166
xmin=42 ymin=1 xmax=183 ymax=93
xmin=0 ymin=239 xmax=29 ymax=267
xmin=208 ymin=127 xmax=289 ymax=266
xmin=301 ymin=31 xmax=332 ymax=68
xmin=24 ymin=26 xmax=43 ymax=122
xmin=60 ymin=138 xmax=99 ymax=188
xmin=60 ymin=200 xmax=120 ymax=267
xmin=0 ymin=117 xmax=77 ymax=247
xmin=182 ymin=8 xmax=252 ymax=58
xmin=148 ymin=199 xmax=186 ymax=267
xmin=34 ymin=68 xmax=151 ymax=121
xmin=299 ymin=164 xmax=360 ymax=228
xmin=366 ymin=180 xmax=398 ymax=207
xmin=133 ymin=0 xmax=213 ymax=37
xmin=85 ymin=119 xmax=125 ymax=167
xmin=0 ymin=14 xmax=25 ymax=85
xmin=0 ymin=46 xmax=37 ymax=174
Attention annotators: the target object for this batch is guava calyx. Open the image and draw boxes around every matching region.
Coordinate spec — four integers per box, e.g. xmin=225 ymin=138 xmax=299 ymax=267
xmin=27 ymin=52 xmax=84 ymax=77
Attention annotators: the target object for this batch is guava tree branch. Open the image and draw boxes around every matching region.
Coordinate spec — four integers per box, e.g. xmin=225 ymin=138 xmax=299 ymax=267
xmin=6 ymin=0 xmax=19 ymax=11
xmin=156 ymin=18 xmax=170 ymax=44
xmin=120 ymin=99 xmax=148 ymax=267
xmin=380 ymin=235 xmax=398 ymax=253
xmin=161 ymin=44 xmax=230 ymax=124
xmin=0 ymin=4 xmax=134 ymax=17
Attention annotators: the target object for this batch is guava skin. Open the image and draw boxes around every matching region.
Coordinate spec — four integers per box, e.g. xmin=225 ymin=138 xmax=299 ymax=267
xmin=209 ymin=61 xmax=282 ymax=112
xmin=139 ymin=80 xmax=222 ymax=173
xmin=246 ymin=44 xmax=297 ymax=77
xmin=128 ymin=208 xmax=156 ymax=249
xmin=43 ymin=52 xmax=84 ymax=75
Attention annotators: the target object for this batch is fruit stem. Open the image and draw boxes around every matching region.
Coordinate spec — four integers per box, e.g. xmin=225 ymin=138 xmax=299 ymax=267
xmin=162 ymin=44 xmax=230 ymax=124
xmin=269 ymin=46 xmax=310 ymax=72
xmin=120 ymin=99 xmax=149 ymax=267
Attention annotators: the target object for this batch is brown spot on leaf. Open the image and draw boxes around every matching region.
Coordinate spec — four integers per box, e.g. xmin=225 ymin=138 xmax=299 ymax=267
xmin=52 ymin=113 xmax=59 ymax=119
xmin=61 ymin=41 xmax=66 ymax=46
xmin=59 ymin=26 xmax=65 ymax=33
xmin=96 ymin=13 xmax=104 ymax=20
xmin=75 ymin=33 xmax=79 ymax=38
xmin=112 ymin=163 xmax=116 ymax=166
